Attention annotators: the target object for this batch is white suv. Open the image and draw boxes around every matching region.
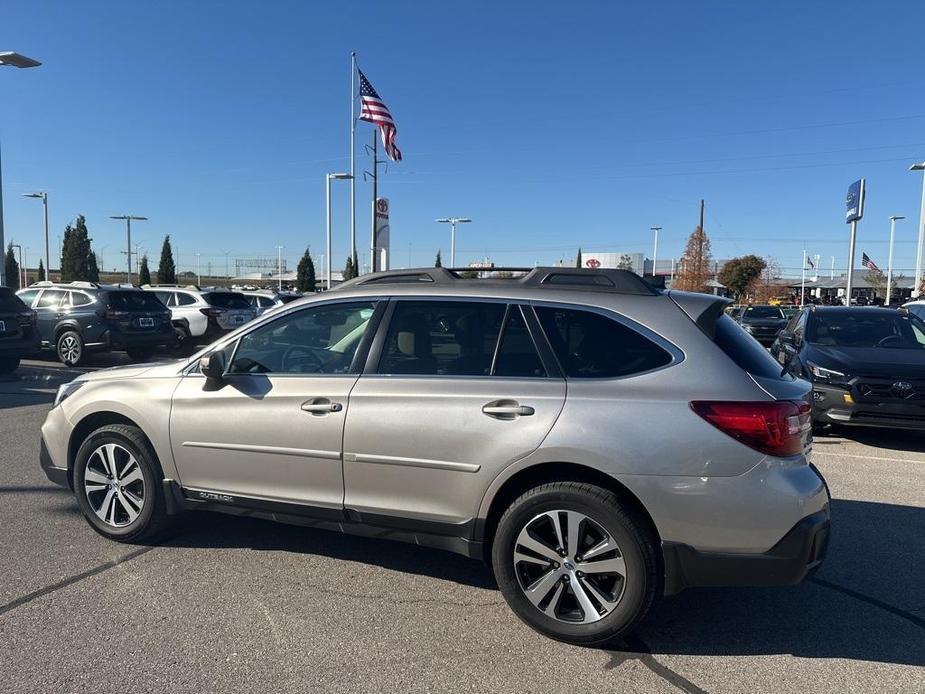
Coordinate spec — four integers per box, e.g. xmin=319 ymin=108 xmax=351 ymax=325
xmin=142 ymin=285 xmax=256 ymax=351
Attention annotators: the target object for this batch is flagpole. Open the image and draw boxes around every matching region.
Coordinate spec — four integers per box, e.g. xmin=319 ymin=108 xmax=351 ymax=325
xmin=350 ymin=52 xmax=357 ymax=273
xmin=800 ymin=250 xmax=806 ymax=307
xmin=371 ymin=129 xmax=378 ymax=273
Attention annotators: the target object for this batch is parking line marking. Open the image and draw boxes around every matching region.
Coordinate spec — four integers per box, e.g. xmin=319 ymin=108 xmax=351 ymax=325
xmin=812 ymin=451 xmax=925 ymax=464
xmin=0 ymin=546 xmax=155 ymax=617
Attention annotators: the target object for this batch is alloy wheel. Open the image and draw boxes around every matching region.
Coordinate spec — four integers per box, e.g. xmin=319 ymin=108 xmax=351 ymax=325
xmin=83 ymin=443 xmax=146 ymax=527
xmin=513 ymin=510 xmax=627 ymax=624
xmin=59 ymin=334 xmax=81 ymax=365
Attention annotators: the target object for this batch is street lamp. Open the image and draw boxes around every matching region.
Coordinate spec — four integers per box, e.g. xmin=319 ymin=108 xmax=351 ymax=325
xmin=435 ymin=218 xmax=472 ymax=268
xmin=195 ymin=252 xmax=202 ymax=286
xmin=911 ymin=163 xmax=925 ymax=298
xmin=109 ymin=215 xmax=147 ymax=284
xmin=274 ymin=246 xmax=283 ymax=291
xmin=650 ymin=226 xmax=662 ymax=277
xmin=23 ymin=192 xmax=49 ymax=281
xmin=0 ymin=51 xmax=41 ymax=286
xmin=326 ymin=173 xmax=353 ymax=289
xmin=887 ymin=215 xmax=905 ymax=306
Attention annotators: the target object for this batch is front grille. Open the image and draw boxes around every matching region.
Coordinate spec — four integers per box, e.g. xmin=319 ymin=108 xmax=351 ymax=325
xmin=855 ymin=380 xmax=925 ymax=402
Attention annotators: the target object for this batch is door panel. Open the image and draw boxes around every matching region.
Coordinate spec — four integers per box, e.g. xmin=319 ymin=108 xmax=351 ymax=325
xmin=342 ymin=376 xmax=566 ymax=524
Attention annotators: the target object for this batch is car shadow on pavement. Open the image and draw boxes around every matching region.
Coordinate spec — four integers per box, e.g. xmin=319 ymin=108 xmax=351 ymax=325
xmin=830 ymin=427 xmax=925 ymax=453
xmin=153 ymin=498 xmax=924 ymax=665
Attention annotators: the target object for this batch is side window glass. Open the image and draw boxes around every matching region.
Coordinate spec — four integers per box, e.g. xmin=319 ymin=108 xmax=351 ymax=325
xmin=228 ymin=301 xmax=376 ymax=375
xmin=176 ymin=293 xmax=196 ymax=306
xmin=378 ymin=301 xmax=505 ymax=376
xmin=535 ymin=306 xmax=673 ymax=378
xmin=36 ymin=289 xmax=66 ymax=309
xmin=17 ymin=289 xmax=39 ymax=307
xmin=71 ymin=292 xmax=92 ymax=307
xmin=493 ymin=306 xmax=547 ymax=377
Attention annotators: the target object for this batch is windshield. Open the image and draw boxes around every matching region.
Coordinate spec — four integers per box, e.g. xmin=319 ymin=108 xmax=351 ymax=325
xmin=105 ymin=291 xmax=166 ymax=311
xmin=204 ymin=292 xmax=253 ymax=309
xmin=743 ymin=306 xmax=784 ymax=320
xmin=808 ymin=311 xmax=925 ymax=349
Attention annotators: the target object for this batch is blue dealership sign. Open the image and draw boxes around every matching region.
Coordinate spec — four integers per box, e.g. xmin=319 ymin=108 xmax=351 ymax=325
xmin=846 ymin=179 xmax=865 ymax=223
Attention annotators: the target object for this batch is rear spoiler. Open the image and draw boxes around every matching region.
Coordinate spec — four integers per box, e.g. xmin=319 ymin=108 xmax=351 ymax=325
xmin=666 ymin=291 xmax=732 ymax=339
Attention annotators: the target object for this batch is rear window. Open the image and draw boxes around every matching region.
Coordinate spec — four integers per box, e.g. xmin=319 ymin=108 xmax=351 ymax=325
xmin=535 ymin=306 xmax=672 ymax=378
xmin=743 ymin=306 xmax=784 ymax=319
xmin=713 ymin=315 xmax=785 ymax=378
xmin=204 ymin=292 xmax=252 ymax=309
xmin=0 ymin=288 xmax=27 ymax=312
xmin=104 ymin=291 xmax=166 ymax=311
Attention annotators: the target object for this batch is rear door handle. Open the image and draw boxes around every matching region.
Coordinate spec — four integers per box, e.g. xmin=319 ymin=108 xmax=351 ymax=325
xmin=301 ymin=399 xmax=343 ymax=414
xmin=482 ymin=402 xmax=535 ymax=418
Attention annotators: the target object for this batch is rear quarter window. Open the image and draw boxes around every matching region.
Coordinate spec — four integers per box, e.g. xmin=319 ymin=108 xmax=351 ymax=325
xmin=713 ymin=315 xmax=785 ymax=378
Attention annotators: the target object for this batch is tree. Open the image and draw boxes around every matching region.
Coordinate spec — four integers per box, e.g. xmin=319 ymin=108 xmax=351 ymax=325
xmin=750 ymin=257 xmax=787 ymax=304
xmin=37 ymin=258 xmax=46 ymax=282
xmin=296 ymin=247 xmax=316 ymax=292
xmin=575 ymin=247 xmax=582 ymax=268
xmin=434 ymin=249 xmax=442 ymax=268
xmin=138 ymin=255 xmax=152 ymax=285
xmin=343 ymin=252 xmax=358 ymax=281
xmin=617 ymin=253 xmax=634 ymax=271
xmin=674 ymin=225 xmax=713 ymax=293
xmin=60 ymin=215 xmax=95 ymax=282
xmin=157 ymin=235 xmax=177 ymax=284
xmin=4 ymin=244 xmax=19 ymax=290
xmin=718 ymin=254 xmax=767 ymax=301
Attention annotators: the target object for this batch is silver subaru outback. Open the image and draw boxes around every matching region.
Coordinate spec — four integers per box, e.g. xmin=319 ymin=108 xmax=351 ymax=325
xmin=39 ymin=268 xmax=830 ymax=645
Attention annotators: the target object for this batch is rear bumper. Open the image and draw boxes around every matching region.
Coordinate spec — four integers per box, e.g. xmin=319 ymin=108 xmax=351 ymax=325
xmin=812 ymin=383 xmax=925 ymax=429
xmin=0 ymin=333 xmax=41 ymax=357
xmin=663 ymin=505 xmax=830 ymax=595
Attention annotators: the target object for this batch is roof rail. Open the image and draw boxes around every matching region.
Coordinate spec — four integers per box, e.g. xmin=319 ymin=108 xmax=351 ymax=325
xmin=68 ymin=281 xmax=100 ymax=289
xmin=29 ymin=280 xmax=55 ymax=287
xmin=334 ymin=266 xmax=657 ymax=295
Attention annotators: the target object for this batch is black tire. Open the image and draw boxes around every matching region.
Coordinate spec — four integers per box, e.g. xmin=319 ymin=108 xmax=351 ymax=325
xmin=56 ymin=330 xmax=84 ymax=367
xmin=0 ymin=356 xmax=20 ymax=374
xmin=171 ymin=325 xmax=191 ymax=356
xmin=491 ymin=481 xmax=658 ymax=646
xmin=73 ymin=424 xmax=172 ymax=542
xmin=126 ymin=346 xmax=155 ymax=362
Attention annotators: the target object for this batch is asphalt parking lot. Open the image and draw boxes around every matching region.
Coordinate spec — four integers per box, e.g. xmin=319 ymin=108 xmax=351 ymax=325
xmin=1 ymin=357 xmax=923 ymax=694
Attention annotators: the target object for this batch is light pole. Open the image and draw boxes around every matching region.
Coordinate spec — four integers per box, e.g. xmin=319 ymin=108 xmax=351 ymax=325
xmin=887 ymin=215 xmax=905 ymax=306
xmin=195 ymin=252 xmax=202 ymax=286
xmin=22 ymin=192 xmax=49 ymax=283
xmin=110 ymin=215 xmax=147 ymax=284
xmin=0 ymin=52 xmax=41 ymax=286
xmin=326 ymin=173 xmax=352 ymax=289
xmin=650 ymin=226 xmax=662 ymax=277
xmin=435 ymin=218 xmax=472 ymax=268
xmin=275 ymin=246 xmax=283 ymax=291
xmin=911 ymin=163 xmax=925 ymax=298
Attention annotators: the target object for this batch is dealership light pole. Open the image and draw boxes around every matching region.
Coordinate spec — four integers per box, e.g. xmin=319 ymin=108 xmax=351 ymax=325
xmin=110 ymin=215 xmax=147 ymax=284
xmin=911 ymin=163 xmax=925 ymax=298
xmin=887 ymin=215 xmax=904 ymax=306
xmin=326 ymin=173 xmax=353 ymax=289
xmin=435 ymin=218 xmax=471 ymax=268
xmin=650 ymin=226 xmax=662 ymax=277
xmin=275 ymin=245 xmax=283 ymax=291
xmin=0 ymin=52 xmax=41 ymax=286
xmin=22 ymin=192 xmax=49 ymax=283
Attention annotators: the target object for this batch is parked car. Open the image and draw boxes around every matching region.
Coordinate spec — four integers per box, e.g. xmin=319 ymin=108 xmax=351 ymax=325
xmin=0 ymin=286 xmax=40 ymax=373
xmin=40 ymin=267 xmax=828 ymax=646
xmin=142 ymin=285 xmax=257 ymax=352
xmin=771 ymin=306 xmax=925 ymax=429
xmin=16 ymin=282 xmax=175 ymax=366
xmin=901 ymin=300 xmax=925 ymax=320
xmin=736 ymin=304 xmax=788 ymax=347
xmin=240 ymin=289 xmax=303 ymax=316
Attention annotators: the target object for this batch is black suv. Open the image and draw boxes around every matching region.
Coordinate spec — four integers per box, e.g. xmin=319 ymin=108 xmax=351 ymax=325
xmin=0 ymin=287 xmax=40 ymax=373
xmin=736 ymin=304 xmax=788 ymax=347
xmin=16 ymin=282 xmax=175 ymax=366
xmin=771 ymin=306 xmax=925 ymax=429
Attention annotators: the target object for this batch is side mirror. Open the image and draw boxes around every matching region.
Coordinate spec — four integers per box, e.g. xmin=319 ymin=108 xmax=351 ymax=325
xmin=200 ymin=351 xmax=227 ymax=381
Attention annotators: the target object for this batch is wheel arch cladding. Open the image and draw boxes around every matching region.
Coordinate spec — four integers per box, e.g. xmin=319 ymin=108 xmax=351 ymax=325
xmin=68 ymin=412 xmax=155 ymax=487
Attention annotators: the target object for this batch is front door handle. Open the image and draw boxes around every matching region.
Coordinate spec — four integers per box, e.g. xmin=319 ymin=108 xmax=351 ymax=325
xmin=482 ymin=401 xmax=535 ymax=419
xmin=301 ymin=399 xmax=343 ymax=414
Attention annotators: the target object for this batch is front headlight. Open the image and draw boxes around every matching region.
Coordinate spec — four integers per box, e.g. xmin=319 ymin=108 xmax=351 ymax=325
xmin=54 ymin=380 xmax=86 ymax=408
xmin=807 ymin=361 xmax=850 ymax=386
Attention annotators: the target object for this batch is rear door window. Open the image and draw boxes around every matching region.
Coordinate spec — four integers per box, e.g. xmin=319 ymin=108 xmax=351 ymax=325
xmin=35 ymin=289 xmax=67 ymax=309
xmin=713 ymin=315 xmax=785 ymax=378
xmin=494 ymin=306 xmax=546 ymax=377
xmin=535 ymin=306 xmax=673 ymax=378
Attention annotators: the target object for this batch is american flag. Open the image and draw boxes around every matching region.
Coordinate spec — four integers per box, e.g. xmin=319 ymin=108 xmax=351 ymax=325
xmin=358 ymin=68 xmax=402 ymax=162
xmin=862 ymin=252 xmax=880 ymax=272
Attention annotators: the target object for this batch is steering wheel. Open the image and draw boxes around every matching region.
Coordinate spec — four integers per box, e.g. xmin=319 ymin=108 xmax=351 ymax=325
xmin=281 ymin=345 xmax=325 ymax=373
xmin=876 ymin=335 xmax=904 ymax=348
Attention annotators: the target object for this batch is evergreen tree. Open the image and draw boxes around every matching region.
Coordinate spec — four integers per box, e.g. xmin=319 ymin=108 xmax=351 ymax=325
xmin=138 ymin=255 xmax=151 ymax=285
xmin=87 ymin=252 xmax=100 ymax=283
xmin=674 ymin=225 xmax=714 ymax=293
xmin=296 ymin=247 xmax=316 ymax=292
xmin=4 ymin=244 xmax=20 ymax=290
xmin=60 ymin=215 xmax=95 ymax=282
xmin=158 ymin=235 xmax=177 ymax=284
xmin=434 ymin=249 xmax=442 ymax=268
xmin=575 ymin=247 xmax=582 ymax=268
xmin=343 ymin=255 xmax=356 ymax=281
xmin=37 ymin=258 xmax=46 ymax=282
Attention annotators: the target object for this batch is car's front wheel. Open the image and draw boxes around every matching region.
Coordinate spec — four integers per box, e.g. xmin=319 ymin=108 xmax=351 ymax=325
xmin=56 ymin=330 xmax=84 ymax=367
xmin=492 ymin=481 xmax=658 ymax=646
xmin=73 ymin=424 xmax=171 ymax=542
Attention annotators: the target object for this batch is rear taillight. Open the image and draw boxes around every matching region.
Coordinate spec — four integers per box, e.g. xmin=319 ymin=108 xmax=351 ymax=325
xmin=690 ymin=400 xmax=811 ymax=457
xmin=200 ymin=308 xmax=225 ymax=318
xmin=105 ymin=310 xmax=130 ymax=321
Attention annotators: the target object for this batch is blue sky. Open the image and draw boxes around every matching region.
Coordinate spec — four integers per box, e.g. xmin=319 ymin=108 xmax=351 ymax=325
xmin=3 ymin=0 xmax=925 ymax=277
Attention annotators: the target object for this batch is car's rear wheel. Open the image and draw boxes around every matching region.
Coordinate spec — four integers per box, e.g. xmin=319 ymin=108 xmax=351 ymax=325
xmin=73 ymin=424 xmax=171 ymax=542
xmin=172 ymin=325 xmax=191 ymax=356
xmin=56 ymin=330 xmax=84 ymax=367
xmin=492 ymin=481 xmax=657 ymax=646
xmin=0 ymin=356 xmax=20 ymax=374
